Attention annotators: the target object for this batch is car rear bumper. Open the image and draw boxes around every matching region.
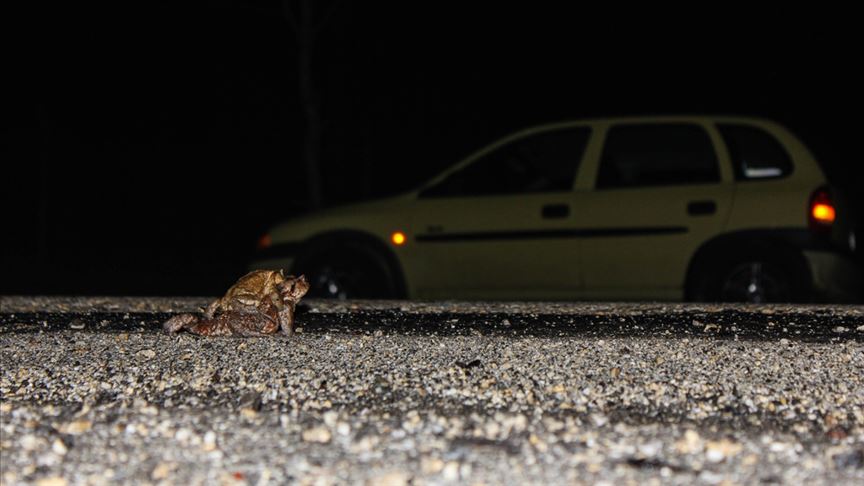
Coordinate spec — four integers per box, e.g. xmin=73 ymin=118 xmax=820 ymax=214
xmin=803 ymin=250 xmax=862 ymax=303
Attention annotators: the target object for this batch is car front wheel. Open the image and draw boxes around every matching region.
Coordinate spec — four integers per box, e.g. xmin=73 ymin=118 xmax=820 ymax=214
xmin=294 ymin=247 xmax=398 ymax=299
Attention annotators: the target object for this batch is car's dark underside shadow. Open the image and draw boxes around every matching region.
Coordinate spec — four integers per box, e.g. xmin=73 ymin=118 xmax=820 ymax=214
xmin=1 ymin=308 xmax=861 ymax=342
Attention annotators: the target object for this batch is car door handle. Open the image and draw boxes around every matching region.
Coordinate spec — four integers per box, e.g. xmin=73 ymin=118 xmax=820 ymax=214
xmin=542 ymin=204 xmax=570 ymax=219
xmin=687 ymin=200 xmax=717 ymax=216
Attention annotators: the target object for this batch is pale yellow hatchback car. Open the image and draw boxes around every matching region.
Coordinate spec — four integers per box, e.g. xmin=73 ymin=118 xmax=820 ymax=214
xmin=252 ymin=116 xmax=861 ymax=302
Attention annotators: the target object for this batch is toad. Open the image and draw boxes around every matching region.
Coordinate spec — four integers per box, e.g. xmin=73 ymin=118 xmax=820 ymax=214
xmin=163 ymin=270 xmax=309 ymax=336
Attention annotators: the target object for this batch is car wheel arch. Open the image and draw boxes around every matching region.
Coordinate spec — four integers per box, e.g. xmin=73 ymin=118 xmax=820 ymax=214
xmin=684 ymin=229 xmax=813 ymax=302
xmin=291 ymin=229 xmax=408 ymax=299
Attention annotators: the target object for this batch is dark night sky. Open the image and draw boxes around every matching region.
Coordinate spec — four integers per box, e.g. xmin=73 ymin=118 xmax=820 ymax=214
xmin=4 ymin=1 xmax=862 ymax=295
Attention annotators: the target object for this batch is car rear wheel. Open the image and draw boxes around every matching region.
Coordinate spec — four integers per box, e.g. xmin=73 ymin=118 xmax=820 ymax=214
xmin=690 ymin=250 xmax=809 ymax=303
xmin=717 ymin=261 xmax=792 ymax=303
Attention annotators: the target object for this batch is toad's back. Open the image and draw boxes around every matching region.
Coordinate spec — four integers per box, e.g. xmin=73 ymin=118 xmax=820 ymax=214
xmin=220 ymin=270 xmax=286 ymax=308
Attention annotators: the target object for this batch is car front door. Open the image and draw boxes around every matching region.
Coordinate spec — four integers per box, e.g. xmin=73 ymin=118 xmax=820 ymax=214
xmin=407 ymin=126 xmax=593 ymax=300
xmin=575 ymin=122 xmax=734 ymax=300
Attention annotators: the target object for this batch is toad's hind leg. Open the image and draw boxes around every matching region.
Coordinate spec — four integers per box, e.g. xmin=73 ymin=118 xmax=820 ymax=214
xmin=163 ymin=313 xmax=199 ymax=334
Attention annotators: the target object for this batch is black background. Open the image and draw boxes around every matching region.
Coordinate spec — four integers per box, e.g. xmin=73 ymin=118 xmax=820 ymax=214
xmin=4 ymin=1 xmax=862 ymax=295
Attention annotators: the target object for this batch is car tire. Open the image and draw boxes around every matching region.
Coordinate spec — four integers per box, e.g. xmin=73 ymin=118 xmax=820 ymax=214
xmin=293 ymin=245 xmax=399 ymax=299
xmin=690 ymin=249 xmax=810 ymax=303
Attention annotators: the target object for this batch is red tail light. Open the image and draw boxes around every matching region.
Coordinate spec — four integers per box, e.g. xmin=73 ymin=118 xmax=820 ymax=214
xmin=809 ymin=187 xmax=835 ymax=232
xmin=256 ymin=233 xmax=272 ymax=250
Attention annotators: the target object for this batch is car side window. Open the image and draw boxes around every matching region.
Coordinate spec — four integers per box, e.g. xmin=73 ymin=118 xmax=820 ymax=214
xmin=717 ymin=124 xmax=793 ymax=180
xmin=596 ymin=124 xmax=720 ymax=189
xmin=420 ymin=127 xmax=590 ymax=198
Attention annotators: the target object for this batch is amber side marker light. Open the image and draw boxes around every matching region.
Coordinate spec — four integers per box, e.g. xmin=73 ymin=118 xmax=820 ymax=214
xmin=809 ymin=187 xmax=836 ymax=232
xmin=391 ymin=231 xmax=407 ymax=246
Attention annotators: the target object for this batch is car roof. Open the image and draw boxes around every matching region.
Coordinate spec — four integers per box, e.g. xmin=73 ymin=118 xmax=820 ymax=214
xmin=529 ymin=115 xmax=778 ymax=127
xmin=497 ymin=116 xmax=789 ymax=141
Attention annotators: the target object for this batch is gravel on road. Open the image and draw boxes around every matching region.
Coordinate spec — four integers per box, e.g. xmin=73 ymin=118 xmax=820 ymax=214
xmin=1 ymin=297 xmax=863 ymax=485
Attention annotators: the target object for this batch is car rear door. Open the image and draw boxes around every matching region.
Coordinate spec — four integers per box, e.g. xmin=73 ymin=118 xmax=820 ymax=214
xmin=407 ymin=126 xmax=593 ymax=299
xmin=574 ymin=121 xmax=734 ymax=300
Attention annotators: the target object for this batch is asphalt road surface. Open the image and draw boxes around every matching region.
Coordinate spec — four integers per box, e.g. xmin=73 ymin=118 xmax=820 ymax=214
xmin=2 ymin=297 xmax=863 ymax=485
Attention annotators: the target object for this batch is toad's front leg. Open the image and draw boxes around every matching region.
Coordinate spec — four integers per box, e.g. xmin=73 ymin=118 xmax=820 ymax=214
xmin=278 ymin=304 xmax=296 ymax=336
xmin=203 ymin=298 xmax=222 ymax=319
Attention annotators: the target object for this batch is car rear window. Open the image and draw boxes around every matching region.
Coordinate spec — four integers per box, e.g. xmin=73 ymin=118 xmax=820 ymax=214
xmin=596 ymin=124 xmax=720 ymax=189
xmin=717 ymin=124 xmax=793 ymax=180
xmin=420 ymin=127 xmax=591 ymax=197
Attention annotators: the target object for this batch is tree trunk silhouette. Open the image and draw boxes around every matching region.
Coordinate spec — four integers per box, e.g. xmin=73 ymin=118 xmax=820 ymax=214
xmin=283 ymin=0 xmax=339 ymax=210
xmin=35 ymin=103 xmax=50 ymax=259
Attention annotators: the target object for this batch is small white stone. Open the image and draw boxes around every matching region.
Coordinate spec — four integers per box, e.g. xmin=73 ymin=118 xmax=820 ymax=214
xmin=202 ymin=431 xmax=217 ymax=451
xmin=302 ymin=426 xmax=332 ymax=443
xmin=421 ymin=458 xmax=444 ymax=474
xmin=590 ymin=413 xmax=608 ymax=427
xmin=35 ymin=477 xmax=67 ymax=486
xmin=52 ymin=438 xmax=68 ymax=455
xmin=62 ymin=419 xmax=92 ymax=435
xmin=323 ymin=411 xmax=338 ymax=428
xmin=151 ymin=462 xmax=173 ymax=480
xmin=20 ymin=434 xmax=43 ymax=451
xmin=638 ymin=441 xmax=662 ymax=457
xmin=369 ymin=472 xmax=409 ymax=486
xmin=174 ymin=428 xmax=192 ymax=442
xmin=676 ymin=430 xmax=703 ymax=454
xmin=442 ymin=462 xmax=461 ymax=481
